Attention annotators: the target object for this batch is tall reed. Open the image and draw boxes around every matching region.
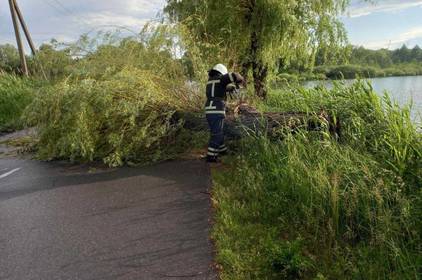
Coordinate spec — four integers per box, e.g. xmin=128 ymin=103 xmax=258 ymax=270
xmin=212 ymin=81 xmax=421 ymax=279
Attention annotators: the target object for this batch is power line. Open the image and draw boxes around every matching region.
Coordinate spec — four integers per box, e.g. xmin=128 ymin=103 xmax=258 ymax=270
xmin=41 ymin=0 xmax=73 ymax=18
xmin=0 ymin=32 xmax=65 ymax=35
xmin=39 ymin=0 xmax=104 ymax=31
xmin=51 ymin=0 xmax=77 ymax=16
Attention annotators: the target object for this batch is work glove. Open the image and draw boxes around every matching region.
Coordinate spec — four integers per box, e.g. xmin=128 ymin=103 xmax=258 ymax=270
xmin=226 ymin=83 xmax=237 ymax=93
xmin=226 ymin=83 xmax=239 ymax=100
xmin=233 ymin=72 xmax=246 ymax=87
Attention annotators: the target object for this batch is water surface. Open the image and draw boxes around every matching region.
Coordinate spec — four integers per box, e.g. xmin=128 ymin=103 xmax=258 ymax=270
xmin=304 ymin=76 xmax=422 ymax=122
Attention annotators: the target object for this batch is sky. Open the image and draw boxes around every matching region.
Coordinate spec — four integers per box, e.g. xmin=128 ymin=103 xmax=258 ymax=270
xmin=1 ymin=0 xmax=422 ymax=53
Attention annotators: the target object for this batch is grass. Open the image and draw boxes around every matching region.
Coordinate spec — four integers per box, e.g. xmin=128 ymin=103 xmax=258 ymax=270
xmin=0 ymin=73 xmax=36 ymax=132
xmin=212 ymin=81 xmax=421 ymax=279
xmin=2 ymin=28 xmax=420 ymax=279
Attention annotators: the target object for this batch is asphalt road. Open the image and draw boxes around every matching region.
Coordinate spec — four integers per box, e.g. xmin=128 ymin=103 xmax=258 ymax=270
xmin=0 ymin=158 xmax=216 ymax=280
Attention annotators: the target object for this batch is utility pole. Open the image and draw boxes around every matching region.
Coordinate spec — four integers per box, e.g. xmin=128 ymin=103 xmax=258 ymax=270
xmin=8 ymin=0 xmax=28 ymax=76
xmin=12 ymin=0 xmax=47 ymax=79
xmin=13 ymin=0 xmax=36 ymax=56
xmin=8 ymin=0 xmax=37 ymax=76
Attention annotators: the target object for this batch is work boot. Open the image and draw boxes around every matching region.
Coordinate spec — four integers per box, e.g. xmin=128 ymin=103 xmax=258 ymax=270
xmin=218 ymin=145 xmax=228 ymax=156
xmin=206 ymin=155 xmax=220 ymax=163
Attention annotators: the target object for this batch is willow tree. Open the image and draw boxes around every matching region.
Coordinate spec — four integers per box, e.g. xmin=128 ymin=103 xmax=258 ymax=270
xmin=165 ymin=0 xmax=350 ymax=98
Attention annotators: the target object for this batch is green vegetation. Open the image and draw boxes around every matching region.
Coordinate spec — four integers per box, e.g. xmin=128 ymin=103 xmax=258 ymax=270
xmin=213 ymin=81 xmax=421 ymax=279
xmin=165 ymin=0 xmax=350 ymax=98
xmin=305 ymin=45 xmax=422 ymax=80
xmin=24 ymin=27 xmax=205 ymax=166
xmin=347 ymin=45 xmax=422 ymax=67
xmin=313 ymin=63 xmax=422 ymax=80
xmin=0 ymin=73 xmax=37 ymax=132
xmin=0 ymin=1 xmax=421 ymax=278
xmin=0 ymin=44 xmax=20 ymax=74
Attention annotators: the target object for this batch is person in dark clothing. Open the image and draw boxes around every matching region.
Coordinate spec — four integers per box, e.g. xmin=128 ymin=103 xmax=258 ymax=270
xmin=205 ymin=64 xmax=245 ymax=163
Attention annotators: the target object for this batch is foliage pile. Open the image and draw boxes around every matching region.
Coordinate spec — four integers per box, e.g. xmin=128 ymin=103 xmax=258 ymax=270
xmin=0 ymin=73 xmax=37 ymax=132
xmin=25 ymin=27 xmax=204 ymax=166
xmin=213 ymin=81 xmax=421 ymax=279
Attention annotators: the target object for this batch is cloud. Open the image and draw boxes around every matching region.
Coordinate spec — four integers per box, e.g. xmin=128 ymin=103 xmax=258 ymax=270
xmin=124 ymin=0 xmax=164 ymax=14
xmin=360 ymin=26 xmax=422 ymax=49
xmin=0 ymin=0 xmax=165 ymax=50
xmin=82 ymin=12 xmax=149 ymax=32
xmin=346 ymin=0 xmax=422 ymax=18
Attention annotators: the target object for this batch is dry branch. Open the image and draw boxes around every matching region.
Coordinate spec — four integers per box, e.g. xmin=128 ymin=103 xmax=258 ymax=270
xmin=174 ymin=104 xmax=341 ymax=139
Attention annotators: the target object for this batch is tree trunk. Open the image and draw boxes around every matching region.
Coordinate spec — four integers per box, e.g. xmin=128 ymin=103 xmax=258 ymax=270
xmin=174 ymin=104 xmax=341 ymax=140
xmin=241 ymin=60 xmax=251 ymax=80
xmin=240 ymin=0 xmax=268 ymax=100
xmin=250 ymin=23 xmax=268 ymax=99
xmin=252 ymin=60 xmax=268 ymax=99
xmin=240 ymin=0 xmax=255 ymax=86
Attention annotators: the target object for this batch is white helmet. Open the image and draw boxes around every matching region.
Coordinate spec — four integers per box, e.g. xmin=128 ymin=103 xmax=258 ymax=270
xmin=212 ymin=64 xmax=228 ymax=75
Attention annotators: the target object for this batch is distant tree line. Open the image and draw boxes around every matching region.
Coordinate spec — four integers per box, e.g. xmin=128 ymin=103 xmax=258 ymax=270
xmin=276 ymin=44 xmax=422 ymax=81
xmin=2 ymin=40 xmax=422 ymax=82
xmin=0 ymin=42 xmax=73 ymax=79
xmin=350 ymin=45 xmax=422 ymax=66
xmin=316 ymin=44 xmax=422 ymax=67
xmin=312 ymin=44 xmax=422 ymax=79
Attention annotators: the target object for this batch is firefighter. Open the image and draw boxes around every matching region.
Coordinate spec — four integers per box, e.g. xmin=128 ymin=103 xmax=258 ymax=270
xmin=205 ymin=64 xmax=245 ymax=163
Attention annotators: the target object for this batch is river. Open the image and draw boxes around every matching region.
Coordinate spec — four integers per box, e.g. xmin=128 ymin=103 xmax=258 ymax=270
xmin=304 ymin=75 xmax=422 ymax=122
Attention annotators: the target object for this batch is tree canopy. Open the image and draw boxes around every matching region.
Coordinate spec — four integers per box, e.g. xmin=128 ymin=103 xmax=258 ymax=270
xmin=165 ymin=0 xmax=351 ymax=98
xmin=0 ymin=44 xmax=20 ymax=74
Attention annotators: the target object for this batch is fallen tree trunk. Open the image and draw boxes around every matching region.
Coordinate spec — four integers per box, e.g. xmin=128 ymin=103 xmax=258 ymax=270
xmin=174 ymin=104 xmax=341 ymax=140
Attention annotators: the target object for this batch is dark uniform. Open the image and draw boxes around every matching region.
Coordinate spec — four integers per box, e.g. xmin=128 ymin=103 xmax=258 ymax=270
xmin=205 ymin=71 xmax=244 ymax=162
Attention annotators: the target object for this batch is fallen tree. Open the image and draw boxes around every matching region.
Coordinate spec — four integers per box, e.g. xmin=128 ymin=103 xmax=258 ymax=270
xmin=175 ymin=104 xmax=341 ymax=140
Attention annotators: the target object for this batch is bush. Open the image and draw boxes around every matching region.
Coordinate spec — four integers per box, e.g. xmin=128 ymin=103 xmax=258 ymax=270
xmin=322 ymin=65 xmax=378 ymax=79
xmin=25 ymin=26 xmax=204 ymax=166
xmin=28 ymin=43 xmax=74 ymax=80
xmin=0 ymin=44 xmax=20 ymax=74
xmin=213 ymin=81 xmax=421 ymax=279
xmin=25 ymin=66 xmax=202 ymax=166
xmin=0 ymin=73 xmax=36 ymax=132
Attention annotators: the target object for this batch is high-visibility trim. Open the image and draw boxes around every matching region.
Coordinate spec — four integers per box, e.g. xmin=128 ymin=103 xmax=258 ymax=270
xmin=229 ymin=73 xmax=234 ymax=83
xmin=219 ymin=147 xmax=228 ymax=152
xmin=205 ymin=100 xmax=217 ymax=110
xmin=207 ymin=80 xmax=220 ymax=98
xmin=207 ymin=151 xmax=218 ymax=156
xmin=208 ymin=147 xmax=219 ymax=152
xmin=205 ymin=111 xmax=226 ymax=115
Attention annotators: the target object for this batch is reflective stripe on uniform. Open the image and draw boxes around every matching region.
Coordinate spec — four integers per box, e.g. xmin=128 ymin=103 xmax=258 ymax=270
xmin=207 ymin=80 xmax=220 ymax=98
xmin=207 ymin=151 xmax=218 ymax=156
xmin=208 ymin=147 xmax=219 ymax=152
xmin=229 ymin=73 xmax=234 ymax=83
xmin=205 ymin=111 xmax=226 ymax=115
xmin=218 ymin=145 xmax=227 ymax=152
xmin=205 ymin=100 xmax=217 ymax=110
